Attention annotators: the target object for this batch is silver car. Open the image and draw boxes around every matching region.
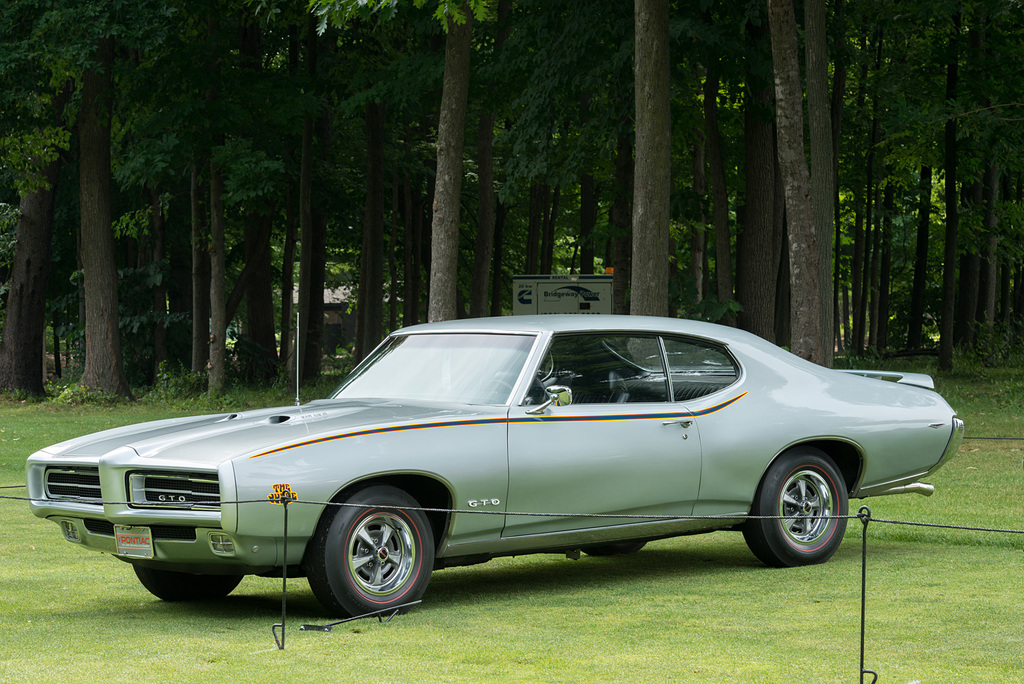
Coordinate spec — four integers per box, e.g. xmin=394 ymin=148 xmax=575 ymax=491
xmin=26 ymin=315 xmax=964 ymax=616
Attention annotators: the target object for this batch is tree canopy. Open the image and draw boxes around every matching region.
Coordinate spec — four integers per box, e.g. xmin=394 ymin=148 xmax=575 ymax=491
xmin=1 ymin=0 xmax=1023 ymax=396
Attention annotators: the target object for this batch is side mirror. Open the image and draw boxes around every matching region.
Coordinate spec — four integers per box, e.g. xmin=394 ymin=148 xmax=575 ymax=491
xmin=526 ymin=385 xmax=572 ymax=414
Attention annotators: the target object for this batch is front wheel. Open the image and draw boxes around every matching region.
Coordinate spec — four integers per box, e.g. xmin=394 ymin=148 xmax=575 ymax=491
xmin=742 ymin=448 xmax=848 ymax=568
xmin=304 ymin=485 xmax=434 ymax=617
xmin=132 ymin=565 xmax=243 ymax=601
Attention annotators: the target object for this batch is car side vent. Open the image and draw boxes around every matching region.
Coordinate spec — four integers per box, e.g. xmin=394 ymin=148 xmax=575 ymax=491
xmin=127 ymin=471 xmax=221 ymax=510
xmin=45 ymin=467 xmax=102 ymax=503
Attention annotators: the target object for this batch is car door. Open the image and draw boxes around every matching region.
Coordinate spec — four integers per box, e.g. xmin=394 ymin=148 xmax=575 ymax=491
xmin=503 ymin=333 xmax=702 ymax=539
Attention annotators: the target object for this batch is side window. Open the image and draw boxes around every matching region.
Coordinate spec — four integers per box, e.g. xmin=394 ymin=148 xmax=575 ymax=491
xmin=662 ymin=337 xmax=738 ymax=401
xmin=528 ymin=334 xmax=669 ymax=404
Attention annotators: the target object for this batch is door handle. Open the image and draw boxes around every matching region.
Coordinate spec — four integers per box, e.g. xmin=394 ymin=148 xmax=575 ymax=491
xmin=662 ymin=419 xmax=693 ymax=428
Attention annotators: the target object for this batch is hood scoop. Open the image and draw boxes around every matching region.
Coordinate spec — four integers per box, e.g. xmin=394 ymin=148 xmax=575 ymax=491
xmin=264 ymin=415 xmax=292 ymax=425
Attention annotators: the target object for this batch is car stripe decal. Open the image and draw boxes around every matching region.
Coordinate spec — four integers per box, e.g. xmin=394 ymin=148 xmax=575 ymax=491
xmin=510 ymin=391 xmax=748 ymax=423
xmin=248 ymin=418 xmax=510 ymax=458
xmin=247 ymin=392 xmax=747 ymax=459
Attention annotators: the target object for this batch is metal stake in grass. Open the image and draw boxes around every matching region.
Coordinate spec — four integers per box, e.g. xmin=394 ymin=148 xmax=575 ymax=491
xmin=859 ymin=506 xmax=878 ymax=684
xmin=299 ymin=601 xmax=422 ymax=632
xmin=270 ymin=486 xmax=298 ymax=650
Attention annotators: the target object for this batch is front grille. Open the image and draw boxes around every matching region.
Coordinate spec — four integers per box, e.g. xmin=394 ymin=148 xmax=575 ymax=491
xmin=45 ymin=467 xmax=102 ymax=503
xmin=128 ymin=470 xmax=221 ymax=510
xmin=83 ymin=518 xmax=199 ymax=541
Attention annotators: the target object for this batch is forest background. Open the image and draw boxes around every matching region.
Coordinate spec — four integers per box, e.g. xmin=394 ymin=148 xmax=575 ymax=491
xmin=1 ymin=0 xmax=1022 ymax=400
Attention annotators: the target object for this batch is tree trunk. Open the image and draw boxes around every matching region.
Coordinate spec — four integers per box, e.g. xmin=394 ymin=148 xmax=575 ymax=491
xmin=956 ymin=177 xmax=983 ymax=347
xmin=861 ymin=69 xmax=881 ymax=351
xmin=526 ymin=183 xmax=544 ymax=274
xmin=79 ymin=37 xmax=132 ymax=399
xmin=190 ymin=163 xmax=210 ymax=374
xmin=489 ymin=202 xmax=506 ymax=316
xmin=469 ymin=0 xmax=510 ymax=314
xmin=356 ymin=101 xmax=386 ymax=361
xmin=981 ymin=162 xmax=1000 ymax=338
xmin=304 ymin=107 xmax=331 ymax=379
xmin=691 ymin=126 xmax=707 ymax=306
xmin=280 ymin=27 xmax=301 ymax=376
xmin=768 ymin=0 xmax=822 ymax=363
xmin=907 ymin=165 xmax=932 ymax=348
xmin=830 ymin=0 xmax=847 ymax=354
xmin=939 ymin=12 xmax=960 ymax=371
xmin=427 ymin=7 xmax=473 ymax=322
xmin=150 ymin=189 xmax=168 ymax=377
xmin=296 ymin=20 xmax=329 ymax=385
xmin=208 ymin=157 xmax=227 ymax=397
xmin=612 ymin=134 xmax=633 ymax=314
xmin=737 ymin=19 xmax=778 ymax=342
xmin=805 ymin=0 xmax=835 ymax=364
xmin=876 ymin=183 xmax=893 ymax=350
xmin=243 ymin=212 xmax=278 ymax=379
xmin=631 ymin=0 xmax=671 ymax=317
xmin=0 ymin=86 xmax=69 ymax=395
xmin=579 ymin=94 xmax=597 ymax=277
xmin=579 ymin=170 xmax=597 ymax=275
xmin=389 ymin=166 xmax=399 ymax=331
xmin=540 ymin=184 xmax=560 ymax=275
xmin=704 ymin=66 xmax=733 ymax=319
xmin=402 ymin=168 xmax=416 ymax=324
xmin=280 ymin=173 xmax=297 ymax=377
xmin=469 ymin=113 xmax=495 ymax=315
xmin=0 ymin=166 xmax=58 ymax=395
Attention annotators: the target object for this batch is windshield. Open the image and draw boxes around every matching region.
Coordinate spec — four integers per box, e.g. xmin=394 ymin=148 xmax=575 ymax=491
xmin=332 ymin=332 xmax=536 ymax=405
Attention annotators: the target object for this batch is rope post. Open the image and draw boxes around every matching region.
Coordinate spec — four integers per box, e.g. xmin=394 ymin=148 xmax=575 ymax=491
xmin=269 ymin=484 xmax=297 ymax=650
xmin=858 ymin=506 xmax=878 ymax=684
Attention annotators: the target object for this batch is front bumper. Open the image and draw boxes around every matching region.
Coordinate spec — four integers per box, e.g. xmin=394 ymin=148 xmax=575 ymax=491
xmin=44 ymin=513 xmax=281 ymax=575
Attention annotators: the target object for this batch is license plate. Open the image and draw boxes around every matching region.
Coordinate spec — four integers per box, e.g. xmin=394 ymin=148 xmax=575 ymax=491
xmin=114 ymin=525 xmax=153 ymax=558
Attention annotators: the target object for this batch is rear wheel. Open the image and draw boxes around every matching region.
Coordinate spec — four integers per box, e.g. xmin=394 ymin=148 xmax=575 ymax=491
xmin=742 ymin=448 xmax=848 ymax=567
xmin=132 ymin=565 xmax=243 ymax=601
xmin=304 ymin=485 xmax=434 ymax=617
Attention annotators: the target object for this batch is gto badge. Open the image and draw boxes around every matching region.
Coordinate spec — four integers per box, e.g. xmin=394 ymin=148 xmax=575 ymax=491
xmin=468 ymin=498 xmax=501 ymax=508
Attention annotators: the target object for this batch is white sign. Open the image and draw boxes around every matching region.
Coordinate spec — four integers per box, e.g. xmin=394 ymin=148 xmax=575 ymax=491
xmin=513 ymin=275 xmax=613 ymax=315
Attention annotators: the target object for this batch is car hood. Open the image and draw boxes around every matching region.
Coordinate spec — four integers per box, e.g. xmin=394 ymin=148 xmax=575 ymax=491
xmin=36 ymin=400 xmax=506 ymax=469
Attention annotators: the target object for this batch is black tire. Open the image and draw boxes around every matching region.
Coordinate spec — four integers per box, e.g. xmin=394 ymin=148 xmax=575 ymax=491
xmin=742 ymin=448 xmax=848 ymax=568
xmin=583 ymin=541 xmax=647 ymax=557
xmin=132 ymin=565 xmax=243 ymax=601
xmin=304 ymin=485 xmax=434 ymax=617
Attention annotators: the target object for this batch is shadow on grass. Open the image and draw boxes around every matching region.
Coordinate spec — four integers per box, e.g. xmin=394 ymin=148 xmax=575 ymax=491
xmin=424 ymin=534 xmax=771 ymax=608
xmin=58 ymin=532 xmax=878 ymax=624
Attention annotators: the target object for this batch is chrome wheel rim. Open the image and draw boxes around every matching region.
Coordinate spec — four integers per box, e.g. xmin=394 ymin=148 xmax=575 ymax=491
xmin=347 ymin=512 xmax=416 ymax=596
xmin=778 ymin=469 xmax=835 ymax=545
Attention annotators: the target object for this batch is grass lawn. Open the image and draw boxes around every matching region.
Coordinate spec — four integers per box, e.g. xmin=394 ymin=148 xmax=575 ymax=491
xmin=1 ymin=365 xmax=1022 ymax=683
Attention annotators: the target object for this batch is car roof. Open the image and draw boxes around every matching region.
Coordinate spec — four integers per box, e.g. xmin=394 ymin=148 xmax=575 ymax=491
xmin=393 ymin=314 xmax=755 ymax=345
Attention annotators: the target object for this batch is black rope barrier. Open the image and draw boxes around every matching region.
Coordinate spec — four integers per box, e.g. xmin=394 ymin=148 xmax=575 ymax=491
xmin=2 ymin=489 xmax=1023 ymax=679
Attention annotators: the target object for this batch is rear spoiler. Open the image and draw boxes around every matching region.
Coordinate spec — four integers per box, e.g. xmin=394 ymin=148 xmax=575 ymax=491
xmin=836 ymin=369 xmax=935 ymax=390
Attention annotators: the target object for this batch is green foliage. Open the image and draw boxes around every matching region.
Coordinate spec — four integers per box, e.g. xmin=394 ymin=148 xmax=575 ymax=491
xmin=309 ymin=0 xmax=492 ymax=33
xmin=0 ymin=203 xmax=17 ymax=260
xmin=213 ymin=139 xmax=287 ymax=210
xmin=1 ymin=0 xmax=1024 ymax=392
xmin=46 ymin=381 xmax=124 ymax=406
xmin=0 ymin=126 xmax=70 ymax=195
